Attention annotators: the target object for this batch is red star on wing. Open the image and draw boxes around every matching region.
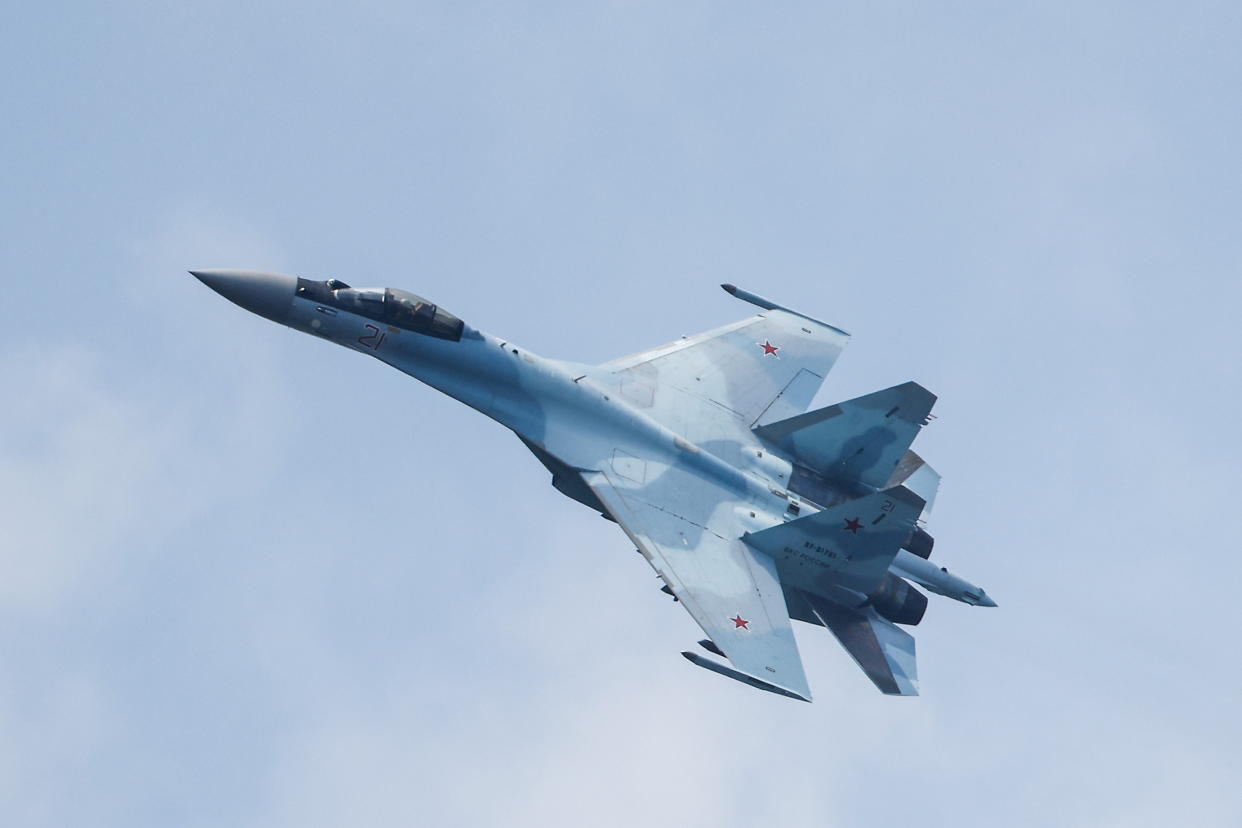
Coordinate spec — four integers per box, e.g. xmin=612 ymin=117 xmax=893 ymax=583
xmin=759 ymin=340 xmax=780 ymax=356
xmin=730 ymin=615 xmax=750 ymax=629
xmin=843 ymin=517 xmax=863 ymax=534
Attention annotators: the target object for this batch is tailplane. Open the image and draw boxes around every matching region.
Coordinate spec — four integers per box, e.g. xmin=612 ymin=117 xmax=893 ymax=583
xmin=804 ymin=592 xmax=919 ymax=696
xmin=754 ymin=381 xmax=936 ymax=490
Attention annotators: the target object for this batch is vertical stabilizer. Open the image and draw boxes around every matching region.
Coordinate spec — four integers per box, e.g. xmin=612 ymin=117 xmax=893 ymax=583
xmin=884 ymin=450 xmax=941 ymax=515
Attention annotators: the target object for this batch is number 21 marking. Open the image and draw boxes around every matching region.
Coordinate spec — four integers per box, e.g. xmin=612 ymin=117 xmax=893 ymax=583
xmin=358 ymin=323 xmax=387 ymax=350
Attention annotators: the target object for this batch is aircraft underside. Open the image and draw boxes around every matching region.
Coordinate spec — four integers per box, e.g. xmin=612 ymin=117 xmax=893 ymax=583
xmin=192 ymin=271 xmax=995 ymax=700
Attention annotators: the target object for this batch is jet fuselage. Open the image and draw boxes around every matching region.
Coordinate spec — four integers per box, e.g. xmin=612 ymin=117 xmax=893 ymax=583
xmin=192 ymin=269 xmax=994 ymax=622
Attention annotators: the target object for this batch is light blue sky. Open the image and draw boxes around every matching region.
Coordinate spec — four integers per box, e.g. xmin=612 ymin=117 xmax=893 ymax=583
xmin=3 ymin=2 xmax=1241 ymax=826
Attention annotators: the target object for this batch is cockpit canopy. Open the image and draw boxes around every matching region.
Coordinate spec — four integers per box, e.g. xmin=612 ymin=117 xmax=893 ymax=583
xmin=296 ymin=279 xmax=465 ymax=341
xmin=383 ymin=289 xmax=464 ymax=340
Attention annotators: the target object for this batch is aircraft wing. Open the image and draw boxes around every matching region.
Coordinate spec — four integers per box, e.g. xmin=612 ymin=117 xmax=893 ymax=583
xmin=587 ymin=307 xmax=850 ymax=447
xmin=584 ymin=469 xmax=812 ymax=701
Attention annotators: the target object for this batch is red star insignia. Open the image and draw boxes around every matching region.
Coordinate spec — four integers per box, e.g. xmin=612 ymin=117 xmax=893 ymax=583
xmin=730 ymin=615 xmax=750 ymax=629
xmin=759 ymin=341 xmax=779 ymax=356
xmin=843 ymin=517 xmax=863 ymax=534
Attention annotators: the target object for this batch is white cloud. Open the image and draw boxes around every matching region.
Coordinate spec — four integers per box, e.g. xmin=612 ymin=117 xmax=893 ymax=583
xmin=0 ymin=345 xmax=172 ymax=608
xmin=0 ymin=210 xmax=292 ymax=612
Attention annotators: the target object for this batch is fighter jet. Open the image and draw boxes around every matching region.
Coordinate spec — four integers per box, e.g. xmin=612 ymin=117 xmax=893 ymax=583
xmin=192 ymin=269 xmax=995 ymax=700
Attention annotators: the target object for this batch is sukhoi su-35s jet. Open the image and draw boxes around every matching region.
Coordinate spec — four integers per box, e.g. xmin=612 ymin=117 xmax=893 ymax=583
xmin=192 ymin=270 xmax=995 ymax=701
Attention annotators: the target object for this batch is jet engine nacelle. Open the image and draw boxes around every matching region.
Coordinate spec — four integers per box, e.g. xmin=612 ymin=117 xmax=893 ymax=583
xmin=902 ymin=526 xmax=934 ymax=559
xmin=867 ymin=574 xmax=928 ymax=626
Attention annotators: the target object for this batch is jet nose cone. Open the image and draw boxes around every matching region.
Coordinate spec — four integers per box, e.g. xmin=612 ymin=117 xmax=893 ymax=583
xmin=191 ymin=269 xmax=296 ymax=325
xmin=977 ymin=592 xmax=998 ymax=608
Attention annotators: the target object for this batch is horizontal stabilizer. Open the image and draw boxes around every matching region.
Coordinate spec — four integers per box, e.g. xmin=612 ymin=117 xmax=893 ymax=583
xmin=681 ymin=651 xmax=811 ymax=701
xmin=803 ymin=592 xmax=919 ymax=696
xmin=755 ymin=382 xmax=936 ymax=490
xmin=743 ymin=486 xmax=925 ymax=597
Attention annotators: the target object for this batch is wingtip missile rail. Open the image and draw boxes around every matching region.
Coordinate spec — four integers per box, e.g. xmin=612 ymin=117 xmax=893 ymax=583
xmin=681 ymin=651 xmax=811 ymax=702
xmin=720 ymin=283 xmax=851 ymax=336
